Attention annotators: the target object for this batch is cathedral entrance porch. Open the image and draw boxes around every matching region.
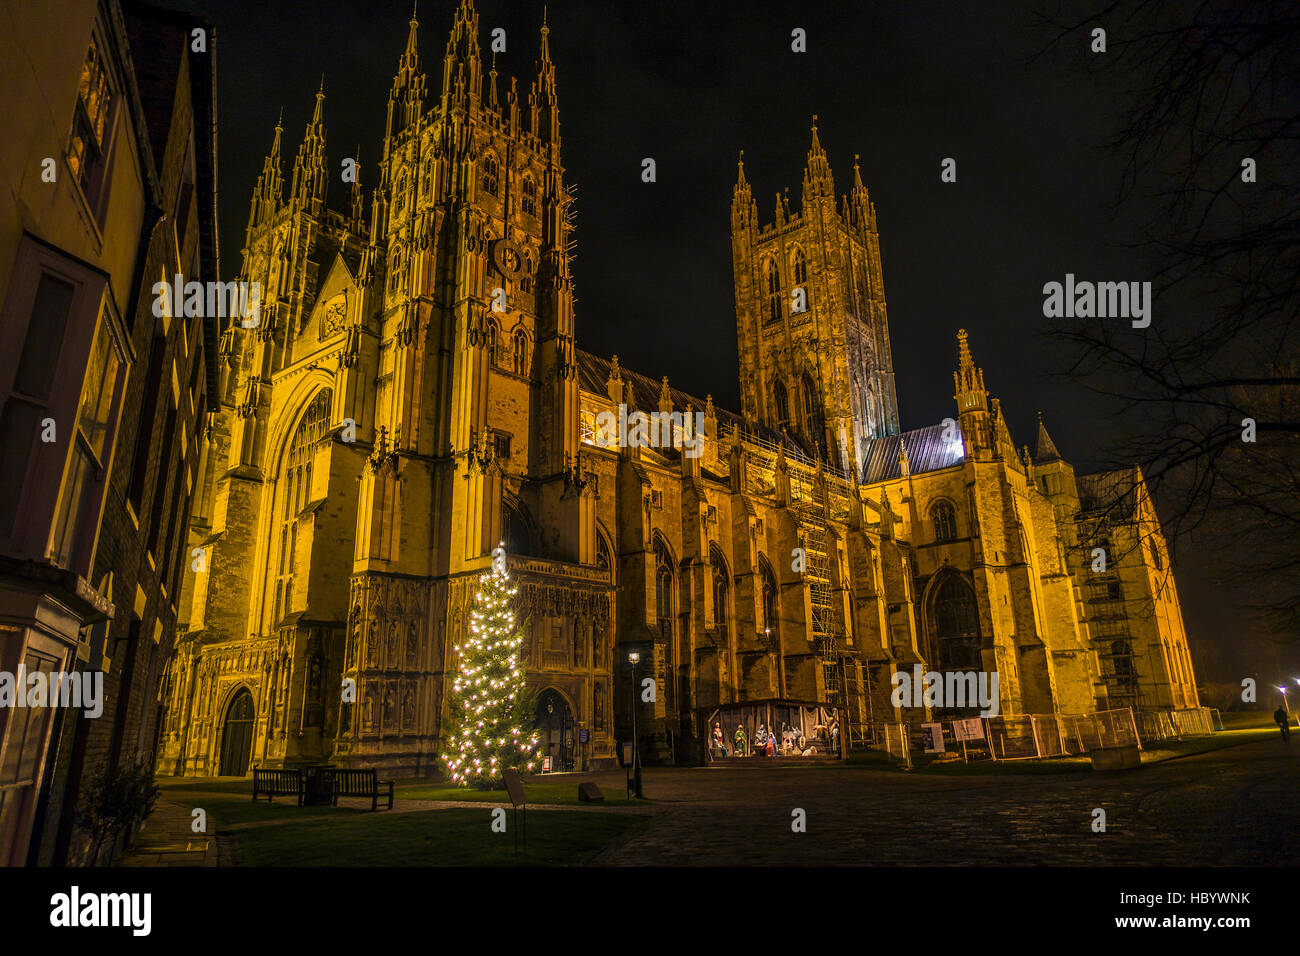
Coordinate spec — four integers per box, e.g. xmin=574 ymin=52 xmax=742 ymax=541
xmin=536 ymin=688 xmax=576 ymax=771
xmin=218 ymin=689 xmax=255 ymax=777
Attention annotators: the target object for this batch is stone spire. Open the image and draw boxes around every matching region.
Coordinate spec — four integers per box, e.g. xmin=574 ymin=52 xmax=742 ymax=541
xmin=731 ymin=150 xmax=757 ymax=231
xmin=530 ymin=8 xmax=559 ymax=142
xmin=953 ymin=329 xmax=990 ymax=457
xmin=1033 ymin=411 xmax=1064 ymax=463
xmin=386 ymin=3 xmax=427 ymax=146
xmin=802 ymin=114 xmax=835 ymax=204
xmin=289 ymin=81 xmax=328 ymax=214
xmin=245 ymin=111 xmax=284 ymax=244
xmin=441 ymin=0 xmax=482 ymax=107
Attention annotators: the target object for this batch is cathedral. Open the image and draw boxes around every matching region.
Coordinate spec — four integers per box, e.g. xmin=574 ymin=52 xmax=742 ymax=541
xmin=159 ymin=0 xmax=1199 ymax=777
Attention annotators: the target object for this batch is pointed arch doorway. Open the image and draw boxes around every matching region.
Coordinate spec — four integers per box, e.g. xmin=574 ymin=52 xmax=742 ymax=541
xmin=536 ymin=689 xmax=575 ymax=771
xmin=218 ymin=688 xmax=255 ymax=776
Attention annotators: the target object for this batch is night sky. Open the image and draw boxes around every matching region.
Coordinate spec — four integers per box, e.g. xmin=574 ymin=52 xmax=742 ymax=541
xmin=160 ymin=0 xmax=1273 ymax=681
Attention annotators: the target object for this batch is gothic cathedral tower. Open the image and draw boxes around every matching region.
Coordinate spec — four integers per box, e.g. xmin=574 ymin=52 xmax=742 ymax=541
xmin=340 ymin=0 xmax=581 ymax=770
xmin=731 ymin=120 xmax=899 ymax=475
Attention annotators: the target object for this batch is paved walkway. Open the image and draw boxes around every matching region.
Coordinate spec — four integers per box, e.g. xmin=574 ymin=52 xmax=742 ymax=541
xmin=588 ymin=738 xmax=1300 ymax=865
xmin=122 ymin=737 xmax=1297 ymax=865
xmin=117 ymin=797 xmax=228 ymax=867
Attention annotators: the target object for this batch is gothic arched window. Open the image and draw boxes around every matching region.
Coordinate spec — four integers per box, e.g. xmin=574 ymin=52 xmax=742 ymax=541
xmin=522 ymin=176 xmax=537 ymax=216
xmin=765 ymin=259 xmax=781 ymax=323
xmin=655 ymin=536 xmax=675 ymax=710
xmin=802 ymin=373 xmax=817 ymax=422
xmin=481 ymin=154 xmax=499 ymax=197
xmin=512 ymin=329 xmax=528 ymax=376
xmin=596 ymin=530 xmax=612 ymax=574
xmin=273 ymin=389 xmax=332 ymax=624
xmin=487 ymin=319 xmax=500 ymax=365
xmin=931 ymin=500 xmax=957 ymax=542
xmin=760 ymin=558 xmax=777 ymax=644
xmin=710 ymin=544 xmax=729 ymax=644
xmin=395 ymin=170 xmax=407 ymax=211
xmin=654 ymin=537 xmax=673 ymax=636
xmin=773 ymin=379 xmax=789 ymax=425
xmin=930 ymin=573 xmax=982 ymax=673
xmin=503 ymin=499 xmax=533 ymax=557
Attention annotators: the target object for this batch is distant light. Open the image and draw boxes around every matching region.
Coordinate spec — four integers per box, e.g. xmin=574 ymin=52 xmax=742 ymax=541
xmin=628 ymin=651 xmax=640 ymax=664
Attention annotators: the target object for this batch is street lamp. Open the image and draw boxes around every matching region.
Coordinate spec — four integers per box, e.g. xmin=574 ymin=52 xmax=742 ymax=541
xmin=1277 ymin=686 xmax=1290 ymax=717
xmin=628 ymin=651 xmax=643 ymax=798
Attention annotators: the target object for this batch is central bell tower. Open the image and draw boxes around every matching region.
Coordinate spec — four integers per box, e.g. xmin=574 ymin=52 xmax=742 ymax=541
xmin=731 ymin=120 xmax=899 ymax=473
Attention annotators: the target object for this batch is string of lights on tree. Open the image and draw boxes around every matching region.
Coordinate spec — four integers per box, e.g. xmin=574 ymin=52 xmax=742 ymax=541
xmin=442 ymin=546 xmax=540 ymax=788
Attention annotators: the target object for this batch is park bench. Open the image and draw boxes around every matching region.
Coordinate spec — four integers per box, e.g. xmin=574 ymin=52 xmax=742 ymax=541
xmin=329 ymin=768 xmax=394 ymax=811
xmin=252 ymin=768 xmax=304 ymax=805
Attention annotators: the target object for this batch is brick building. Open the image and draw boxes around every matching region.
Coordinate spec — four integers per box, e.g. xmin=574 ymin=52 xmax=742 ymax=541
xmin=0 ymin=0 xmax=217 ymax=864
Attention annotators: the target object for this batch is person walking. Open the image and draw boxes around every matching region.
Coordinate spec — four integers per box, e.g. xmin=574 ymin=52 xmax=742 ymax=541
xmin=1275 ymin=705 xmax=1291 ymax=743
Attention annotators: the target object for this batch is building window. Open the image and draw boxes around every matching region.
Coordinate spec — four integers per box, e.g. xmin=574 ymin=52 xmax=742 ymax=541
xmin=760 ymin=559 xmax=777 ymax=645
xmin=51 ymin=316 xmax=123 ymax=567
xmin=931 ymin=500 xmax=957 ymax=542
xmin=272 ymin=390 xmax=331 ymax=624
xmin=710 ymin=544 xmax=729 ymax=644
xmin=765 ymin=260 xmax=781 ymax=323
xmin=67 ymin=30 xmax=117 ymax=222
xmin=522 ymin=176 xmax=537 ymax=216
xmin=0 ymin=273 xmax=75 ymax=538
xmin=773 ymin=379 xmax=789 ymax=425
xmin=792 ymin=249 xmax=809 ymax=310
xmin=930 ymin=574 xmax=982 ymax=672
xmin=486 ymin=319 xmax=500 ymax=365
xmin=656 ymin=537 xmax=675 ymax=710
xmin=493 ymin=431 xmax=511 ymax=460
xmin=512 ymin=330 xmax=528 ymax=376
xmin=596 ymin=531 xmax=612 ymax=573
xmin=481 ymin=154 xmax=499 ymax=197
xmin=395 ymin=170 xmax=407 ymax=212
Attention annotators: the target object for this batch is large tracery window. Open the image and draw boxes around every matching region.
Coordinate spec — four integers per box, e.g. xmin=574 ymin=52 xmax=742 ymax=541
xmin=929 ymin=573 xmax=983 ymax=672
xmin=931 ymin=500 xmax=957 ymax=542
xmin=273 ymin=389 xmax=331 ymax=624
xmin=522 ymin=176 xmax=537 ymax=216
xmin=710 ymin=544 xmax=729 ymax=643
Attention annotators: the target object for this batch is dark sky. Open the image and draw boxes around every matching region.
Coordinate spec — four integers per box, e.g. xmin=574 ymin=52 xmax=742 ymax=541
xmin=162 ymin=0 xmax=1281 ymax=682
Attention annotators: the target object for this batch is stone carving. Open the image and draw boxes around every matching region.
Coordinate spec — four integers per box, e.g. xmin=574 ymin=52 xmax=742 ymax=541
xmin=319 ymin=293 xmax=348 ymax=339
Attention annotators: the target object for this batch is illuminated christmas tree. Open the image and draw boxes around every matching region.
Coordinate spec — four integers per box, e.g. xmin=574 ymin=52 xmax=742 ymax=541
xmin=442 ymin=548 xmax=540 ymax=788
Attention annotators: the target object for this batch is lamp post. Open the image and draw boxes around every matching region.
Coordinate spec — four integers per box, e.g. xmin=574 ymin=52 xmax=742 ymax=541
xmin=1278 ymin=686 xmax=1291 ymax=717
xmin=628 ymin=651 xmax=643 ymax=798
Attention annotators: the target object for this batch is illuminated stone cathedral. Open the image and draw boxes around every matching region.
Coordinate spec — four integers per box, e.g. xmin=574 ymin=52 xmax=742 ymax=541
xmin=159 ymin=0 xmax=1199 ymax=776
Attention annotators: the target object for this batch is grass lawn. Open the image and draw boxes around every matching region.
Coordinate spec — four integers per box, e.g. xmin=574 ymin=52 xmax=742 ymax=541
xmin=228 ymin=807 xmax=644 ymax=866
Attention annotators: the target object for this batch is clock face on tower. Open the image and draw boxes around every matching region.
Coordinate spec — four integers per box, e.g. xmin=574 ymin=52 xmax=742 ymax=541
xmin=491 ymin=238 xmax=523 ymax=278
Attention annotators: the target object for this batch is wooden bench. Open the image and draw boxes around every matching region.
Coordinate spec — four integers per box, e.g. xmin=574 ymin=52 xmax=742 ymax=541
xmin=329 ymin=768 xmax=394 ymax=811
xmin=252 ymin=768 xmax=304 ymax=805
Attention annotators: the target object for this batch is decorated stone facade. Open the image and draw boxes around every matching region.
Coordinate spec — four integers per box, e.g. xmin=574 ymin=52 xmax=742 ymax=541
xmin=159 ymin=0 xmax=1199 ymax=777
